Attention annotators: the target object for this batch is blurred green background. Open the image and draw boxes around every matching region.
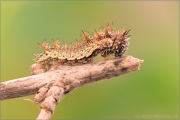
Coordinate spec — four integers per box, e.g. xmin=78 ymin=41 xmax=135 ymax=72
xmin=1 ymin=1 xmax=179 ymax=119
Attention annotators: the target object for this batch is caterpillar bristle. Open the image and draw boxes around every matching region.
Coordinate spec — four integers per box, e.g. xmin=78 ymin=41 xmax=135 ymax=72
xmin=124 ymin=29 xmax=131 ymax=36
xmin=116 ymin=28 xmax=125 ymax=38
xmin=94 ymin=29 xmax=101 ymax=40
xmin=69 ymin=45 xmax=74 ymax=51
xmin=104 ymin=28 xmax=109 ymax=37
xmin=40 ymin=42 xmax=50 ymax=50
xmin=81 ymin=30 xmax=90 ymax=42
xmin=53 ymin=40 xmax=60 ymax=50
xmin=81 ymin=40 xmax=85 ymax=46
xmin=61 ymin=44 xmax=67 ymax=50
xmin=75 ymin=42 xmax=80 ymax=48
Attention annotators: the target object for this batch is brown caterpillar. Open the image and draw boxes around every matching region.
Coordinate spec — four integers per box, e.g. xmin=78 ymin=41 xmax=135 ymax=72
xmin=31 ymin=24 xmax=130 ymax=73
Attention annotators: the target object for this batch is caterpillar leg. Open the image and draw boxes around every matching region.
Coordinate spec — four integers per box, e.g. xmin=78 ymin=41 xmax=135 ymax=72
xmin=86 ymin=57 xmax=93 ymax=64
xmin=77 ymin=59 xmax=84 ymax=65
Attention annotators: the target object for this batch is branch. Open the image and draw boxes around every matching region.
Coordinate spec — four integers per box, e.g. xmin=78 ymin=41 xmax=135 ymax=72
xmin=0 ymin=56 xmax=143 ymax=101
xmin=1 ymin=56 xmax=143 ymax=119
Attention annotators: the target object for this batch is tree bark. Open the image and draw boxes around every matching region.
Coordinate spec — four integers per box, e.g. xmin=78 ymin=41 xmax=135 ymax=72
xmin=0 ymin=56 xmax=143 ymax=101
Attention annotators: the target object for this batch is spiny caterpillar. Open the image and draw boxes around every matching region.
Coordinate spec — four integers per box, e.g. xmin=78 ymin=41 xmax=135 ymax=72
xmin=31 ymin=24 xmax=130 ymax=74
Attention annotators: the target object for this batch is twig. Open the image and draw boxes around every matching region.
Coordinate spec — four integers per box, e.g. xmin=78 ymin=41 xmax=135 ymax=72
xmin=0 ymin=56 xmax=143 ymax=119
xmin=36 ymin=80 xmax=64 ymax=120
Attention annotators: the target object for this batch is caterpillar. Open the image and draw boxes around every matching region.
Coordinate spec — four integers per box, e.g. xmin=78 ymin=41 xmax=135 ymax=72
xmin=31 ymin=24 xmax=130 ymax=73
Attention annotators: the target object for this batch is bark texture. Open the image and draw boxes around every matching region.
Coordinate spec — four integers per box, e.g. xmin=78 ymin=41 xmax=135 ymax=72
xmin=0 ymin=56 xmax=143 ymax=101
xmin=0 ymin=56 xmax=143 ymax=119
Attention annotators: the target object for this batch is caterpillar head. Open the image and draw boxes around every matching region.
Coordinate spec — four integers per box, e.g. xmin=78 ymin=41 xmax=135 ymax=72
xmin=113 ymin=30 xmax=130 ymax=57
